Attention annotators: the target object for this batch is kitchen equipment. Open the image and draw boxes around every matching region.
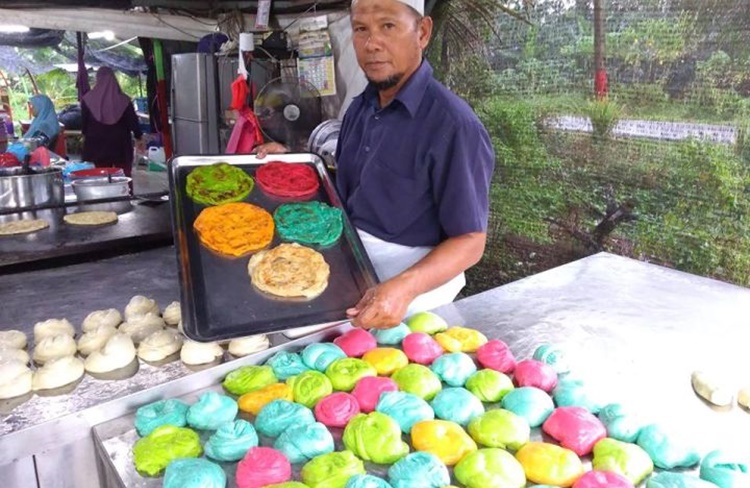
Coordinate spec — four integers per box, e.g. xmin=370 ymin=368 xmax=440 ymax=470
xmin=71 ymin=177 xmax=131 ymax=201
xmin=0 ymin=165 xmax=64 ymax=212
xmin=69 ymin=167 xmax=124 ymax=180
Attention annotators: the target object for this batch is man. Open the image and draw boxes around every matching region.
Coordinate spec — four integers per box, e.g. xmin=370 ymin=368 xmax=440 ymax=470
xmin=257 ymin=0 xmax=495 ymax=329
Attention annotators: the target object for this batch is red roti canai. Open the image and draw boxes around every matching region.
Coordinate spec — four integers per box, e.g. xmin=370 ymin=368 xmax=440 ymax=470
xmin=255 ymin=161 xmax=320 ymax=198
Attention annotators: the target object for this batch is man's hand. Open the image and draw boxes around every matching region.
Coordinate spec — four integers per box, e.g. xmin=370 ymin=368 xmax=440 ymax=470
xmin=254 ymin=142 xmax=289 ymax=158
xmin=346 ymin=276 xmax=418 ymax=329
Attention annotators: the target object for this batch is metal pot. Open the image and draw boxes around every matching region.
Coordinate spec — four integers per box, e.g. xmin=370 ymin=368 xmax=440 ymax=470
xmin=0 ymin=166 xmax=64 ymax=212
xmin=72 ymin=177 xmax=132 ymax=201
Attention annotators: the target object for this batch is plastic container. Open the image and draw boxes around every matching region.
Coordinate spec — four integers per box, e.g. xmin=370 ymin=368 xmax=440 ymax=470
xmin=148 ymin=146 xmax=166 ymax=164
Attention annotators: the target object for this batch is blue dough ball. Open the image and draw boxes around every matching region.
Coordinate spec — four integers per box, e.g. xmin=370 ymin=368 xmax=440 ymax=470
xmin=255 ymin=399 xmax=316 ymax=437
xmin=371 ymin=323 xmax=411 ymax=346
xmin=700 ymin=450 xmax=750 ymax=488
xmin=598 ymin=403 xmax=645 ymax=443
xmin=500 ymin=386 xmax=554 ymax=428
xmin=186 ymin=392 xmax=238 ymax=430
xmin=532 ymin=344 xmax=570 ymax=374
xmin=273 ymin=421 xmax=335 ymax=464
xmin=388 ymin=452 xmax=450 ymax=488
xmin=163 ymin=458 xmax=226 ymax=488
xmin=430 ymin=352 xmax=477 ymax=387
xmin=301 ymin=343 xmax=347 ymax=372
xmin=135 ymin=399 xmax=189 ymax=436
xmin=204 ymin=419 xmax=258 ymax=462
xmin=266 ymin=351 xmax=311 ymax=380
xmin=430 ymin=387 xmax=485 ymax=426
xmin=376 ymin=391 xmax=435 ymax=434
xmin=552 ymin=377 xmax=604 ymax=413
xmin=637 ymin=424 xmax=701 ymax=469
xmin=346 ymin=474 xmax=394 ymax=488
xmin=647 ymin=472 xmax=721 ymax=488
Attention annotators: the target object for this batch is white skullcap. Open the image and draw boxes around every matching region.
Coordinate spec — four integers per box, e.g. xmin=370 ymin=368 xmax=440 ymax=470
xmin=351 ymin=0 xmax=425 ymax=16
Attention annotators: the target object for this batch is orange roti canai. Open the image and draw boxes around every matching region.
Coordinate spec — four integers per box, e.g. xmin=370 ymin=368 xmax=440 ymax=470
xmin=193 ymin=202 xmax=274 ymax=257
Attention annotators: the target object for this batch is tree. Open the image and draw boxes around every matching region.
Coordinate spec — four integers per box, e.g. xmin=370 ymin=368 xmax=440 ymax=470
xmin=593 ymin=0 xmax=607 ymax=98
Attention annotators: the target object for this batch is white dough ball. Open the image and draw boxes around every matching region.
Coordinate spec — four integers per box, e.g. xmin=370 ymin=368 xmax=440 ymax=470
xmin=162 ymin=301 xmax=181 ymax=326
xmin=228 ymin=334 xmax=270 ymax=357
xmin=77 ymin=324 xmax=118 ymax=356
xmin=137 ymin=329 xmax=183 ymax=362
xmin=33 ymin=319 xmax=75 ymax=343
xmin=33 ymin=334 xmax=77 ymax=364
xmin=0 ymin=346 xmax=30 ymax=364
xmin=738 ymin=385 xmax=750 ymax=409
xmin=84 ymin=333 xmax=136 ymax=374
xmin=32 ymin=355 xmax=85 ymax=391
xmin=81 ymin=309 xmax=122 ymax=332
xmin=124 ymin=295 xmax=160 ymax=321
xmin=180 ymin=340 xmax=223 ymax=366
xmin=0 ymin=360 xmax=33 ymax=399
xmin=118 ymin=313 xmax=165 ymax=344
xmin=0 ymin=330 xmax=27 ymax=349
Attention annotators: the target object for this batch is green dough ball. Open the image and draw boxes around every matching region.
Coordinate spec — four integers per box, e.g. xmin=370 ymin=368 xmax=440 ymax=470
xmin=325 ymin=358 xmax=377 ymax=392
xmin=700 ymin=449 xmax=750 ymax=488
xmin=455 ymin=448 xmax=526 ymax=488
xmin=637 ymin=424 xmax=701 ymax=469
xmin=465 ymin=369 xmax=514 ymax=402
xmin=132 ymin=425 xmax=202 ymax=477
xmin=392 ymin=364 xmax=442 ymax=401
xmin=343 ymin=412 xmax=410 ymax=464
xmin=468 ymin=409 xmax=530 ymax=450
xmin=274 ymin=202 xmax=344 ymax=247
xmin=288 ymin=371 xmax=333 ymax=408
xmin=405 ymin=311 xmax=448 ymax=335
xmin=592 ymin=437 xmax=654 ymax=484
xmin=223 ymin=365 xmax=277 ymax=396
xmin=301 ymin=450 xmax=366 ymax=488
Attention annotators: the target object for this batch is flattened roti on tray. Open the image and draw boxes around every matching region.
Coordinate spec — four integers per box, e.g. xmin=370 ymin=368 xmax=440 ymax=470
xmin=247 ymin=243 xmax=330 ymax=299
xmin=0 ymin=219 xmax=49 ymax=236
xmin=193 ymin=202 xmax=274 ymax=257
xmin=63 ymin=211 xmax=118 ymax=226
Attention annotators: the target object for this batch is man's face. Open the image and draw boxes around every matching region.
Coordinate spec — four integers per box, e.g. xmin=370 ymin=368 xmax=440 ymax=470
xmin=351 ymin=0 xmax=432 ymax=90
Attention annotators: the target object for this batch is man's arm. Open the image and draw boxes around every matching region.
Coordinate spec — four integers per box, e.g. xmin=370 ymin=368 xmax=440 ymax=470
xmin=346 ymin=231 xmax=486 ymax=329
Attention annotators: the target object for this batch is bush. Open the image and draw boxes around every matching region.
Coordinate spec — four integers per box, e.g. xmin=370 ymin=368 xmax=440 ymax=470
xmin=584 ymin=98 xmax=624 ymax=142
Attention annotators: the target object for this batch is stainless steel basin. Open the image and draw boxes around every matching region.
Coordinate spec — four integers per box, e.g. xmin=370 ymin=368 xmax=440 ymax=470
xmin=0 ymin=166 xmax=64 ymax=211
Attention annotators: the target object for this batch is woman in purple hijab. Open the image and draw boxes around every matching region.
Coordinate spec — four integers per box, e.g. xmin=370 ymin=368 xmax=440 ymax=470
xmin=81 ymin=67 xmax=144 ymax=177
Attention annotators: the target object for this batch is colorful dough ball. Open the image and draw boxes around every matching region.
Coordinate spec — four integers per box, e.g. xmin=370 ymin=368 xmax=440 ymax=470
xmin=362 ymin=347 xmax=409 ymax=376
xmin=163 ymin=458 xmax=226 ymax=488
xmin=301 ymin=450 xmax=366 ymax=488
xmin=515 ymin=442 xmax=584 ymax=487
xmin=186 ymin=391 xmax=238 ymax=430
xmin=204 ymin=419 xmax=259 ymax=462
xmin=553 ymin=377 xmax=604 ymax=414
xmin=476 ymin=339 xmax=517 ymax=373
xmin=646 ymin=472 xmax=720 ymax=488
xmin=375 ymin=390 xmax=435 ymax=434
xmin=501 ymin=386 xmax=555 ymax=428
xmin=597 ymin=403 xmax=645 ymax=443
xmin=402 ymin=333 xmax=445 ymax=365
xmin=264 ymin=483 xmax=310 ymax=488
xmin=572 ymin=470 xmax=634 ymax=488
xmin=334 ymin=328 xmax=377 ymax=357
xmin=542 ymin=406 xmax=607 ymax=457
xmin=592 ymin=437 xmax=654 ymax=485
xmin=266 ymin=351 xmax=311 ymax=380
xmin=410 ymin=419 xmax=477 ymax=466
xmin=391 ymin=363 xmax=442 ymax=401
xmin=238 ymin=382 xmax=293 ymax=415
xmin=301 ymin=343 xmax=347 ymax=372
xmin=430 ymin=387 xmax=485 ymax=426
xmin=236 ymin=447 xmax=292 ymax=488
xmin=133 ymin=425 xmax=202 ymax=477
xmin=314 ymin=392 xmax=361 ymax=428
xmin=454 ymin=448 xmax=527 ymax=488
xmin=636 ymin=424 xmax=701 ymax=470
xmin=371 ymin=323 xmax=411 ymax=346
xmin=288 ymin=370 xmax=333 ymax=408
xmin=352 ymin=376 xmax=399 ymax=413
xmin=405 ymin=311 xmax=448 ymax=335
xmin=255 ymin=399 xmax=316 ymax=437
xmin=345 ymin=474 xmax=393 ymax=488
xmin=343 ymin=412 xmax=410 ymax=464
xmin=434 ymin=326 xmax=488 ymax=353
xmin=135 ymin=399 xmax=189 ymax=437
xmin=430 ymin=352 xmax=477 ymax=387
xmin=467 ymin=408 xmax=530 ymax=450
xmin=223 ymin=365 xmax=278 ymax=395
xmin=533 ymin=343 xmax=570 ymax=374
xmin=325 ymin=357 xmax=377 ymax=392
xmin=465 ymin=369 xmax=514 ymax=402
xmin=387 ymin=452 xmax=450 ymax=488
xmin=513 ymin=359 xmax=558 ymax=392
xmin=700 ymin=449 xmax=750 ymax=488
xmin=273 ymin=421 xmax=335 ymax=464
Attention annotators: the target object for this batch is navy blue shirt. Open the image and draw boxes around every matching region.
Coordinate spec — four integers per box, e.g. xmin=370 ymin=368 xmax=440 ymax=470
xmin=335 ymin=61 xmax=495 ymax=247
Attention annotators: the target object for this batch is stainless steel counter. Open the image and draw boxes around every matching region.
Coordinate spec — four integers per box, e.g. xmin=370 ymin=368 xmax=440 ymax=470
xmin=91 ymin=252 xmax=750 ymax=487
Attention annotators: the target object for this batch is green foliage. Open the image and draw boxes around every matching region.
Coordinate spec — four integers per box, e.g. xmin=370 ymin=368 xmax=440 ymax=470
xmin=583 ymin=98 xmax=623 ymax=142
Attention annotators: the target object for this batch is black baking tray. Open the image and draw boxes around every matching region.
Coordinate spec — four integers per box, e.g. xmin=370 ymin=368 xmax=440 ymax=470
xmin=168 ymin=153 xmax=379 ymax=342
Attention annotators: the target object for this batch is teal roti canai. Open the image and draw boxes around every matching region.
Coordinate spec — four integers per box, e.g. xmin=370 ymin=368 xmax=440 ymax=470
xmin=274 ymin=201 xmax=343 ymax=247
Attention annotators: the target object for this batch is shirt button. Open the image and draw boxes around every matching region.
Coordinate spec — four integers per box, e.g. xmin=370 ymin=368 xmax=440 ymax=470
xmin=374 ymin=115 xmax=380 ymax=121
xmin=364 ymin=146 xmax=370 ymax=153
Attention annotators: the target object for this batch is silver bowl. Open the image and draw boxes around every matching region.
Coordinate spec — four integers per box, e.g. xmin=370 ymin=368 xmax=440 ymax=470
xmin=71 ymin=177 xmax=132 ymax=201
xmin=0 ymin=166 xmax=64 ymax=211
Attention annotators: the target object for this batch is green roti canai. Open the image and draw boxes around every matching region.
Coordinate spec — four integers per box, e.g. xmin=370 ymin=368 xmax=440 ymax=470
xmin=186 ymin=162 xmax=254 ymax=205
xmin=274 ymin=201 xmax=344 ymax=247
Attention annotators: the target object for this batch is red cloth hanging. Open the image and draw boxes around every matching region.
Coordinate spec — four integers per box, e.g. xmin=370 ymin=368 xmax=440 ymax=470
xmin=226 ymin=107 xmax=264 ymax=154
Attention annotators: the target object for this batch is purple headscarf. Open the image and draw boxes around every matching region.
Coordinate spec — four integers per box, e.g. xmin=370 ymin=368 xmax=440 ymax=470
xmin=82 ymin=67 xmax=131 ymax=125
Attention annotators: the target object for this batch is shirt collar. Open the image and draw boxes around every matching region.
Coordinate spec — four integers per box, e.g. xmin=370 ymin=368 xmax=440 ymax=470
xmin=362 ymin=60 xmax=432 ymax=117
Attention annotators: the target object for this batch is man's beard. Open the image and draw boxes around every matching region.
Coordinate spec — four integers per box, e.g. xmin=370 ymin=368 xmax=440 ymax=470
xmin=367 ymin=73 xmax=403 ymax=91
